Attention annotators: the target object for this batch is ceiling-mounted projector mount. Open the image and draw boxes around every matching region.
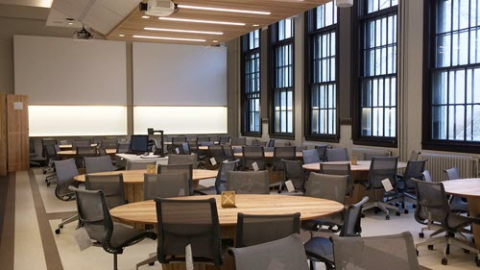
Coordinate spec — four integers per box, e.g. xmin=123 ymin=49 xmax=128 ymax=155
xmin=139 ymin=0 xmax=178 ymax=17
xmin=73 ymin=26 xmax=93 ymax=40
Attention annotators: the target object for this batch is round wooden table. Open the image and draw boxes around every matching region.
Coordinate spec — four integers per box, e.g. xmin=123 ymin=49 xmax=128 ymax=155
xmin=74 ymin=169 xmax=218 ymax=202
xmin=57 ymin=149 xmax=117 ymax=157
xmin=234 ymin=151 xmax=303 ymax=158
xmin=58 ymin=144 xmax=99 ymax=149
xmin=442 ymin=178 xmax=480 ymax=249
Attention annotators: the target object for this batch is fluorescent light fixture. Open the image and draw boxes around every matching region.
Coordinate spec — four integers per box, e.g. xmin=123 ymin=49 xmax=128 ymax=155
xmin=159 ymin=17 xmax=245 ymax=26
xmin=253 ymin=24 xmax=260 ymax=27
xmin=144 ymin=27 xmax=223 ymax=35
xmin=119 ymin=34 xmax=125 ymax=37
xmin=142 ymin=15 xmax=150 ymax=19
xmin=38 ymin=0 xmax=54 ymax=8
xmin=177 ymin=4 xmax=271 ymax=15
xmin=133 ymin=35 xmax=206 ymax=42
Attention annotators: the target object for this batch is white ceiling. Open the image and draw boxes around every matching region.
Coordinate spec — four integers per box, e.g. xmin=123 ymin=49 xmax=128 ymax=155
xmin=0 ymin=0 xmax=53 ymax=8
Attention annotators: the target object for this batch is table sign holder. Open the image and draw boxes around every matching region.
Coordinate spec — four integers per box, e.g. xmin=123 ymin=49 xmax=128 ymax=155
xmin=351 ymin=156 xmax=358 ymax=165
xmin=221 ymin=191 xmax=236 ymax=208
xmin=147 ymin=164 xmax=156 ymax=174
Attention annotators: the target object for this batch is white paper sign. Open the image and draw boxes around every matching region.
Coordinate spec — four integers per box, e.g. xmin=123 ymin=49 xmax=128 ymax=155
xmin=74 ymin=227 xmax=92 ymax=251
xmin=13 ymin=102 xmax=23 ymax=110
xmin=185 ymin=244 xmax=194 ymax=270
xmin=381 ymin=178 xmax=393 ymax=192
xmin=178 ymin=188 xmax=185 ymax=196
xmin=285 ymin=180 xmax=295 ymax=192
xmin=252 ymin=162 xmax=259 ymax=171
xmin=175 ymin=148 xmax=181 ymax=154
xmin=210 ymin=157 xmax=217 ymax=166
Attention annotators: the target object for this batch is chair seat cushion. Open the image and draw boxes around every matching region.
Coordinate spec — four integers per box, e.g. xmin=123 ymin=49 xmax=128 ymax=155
xmin=304 ymin=237 xmax=334 ymax=264
xmin=109 ymin=223 xmax=151 ymax=249
xmin=447 ymin=213 xmax=475 ymax=229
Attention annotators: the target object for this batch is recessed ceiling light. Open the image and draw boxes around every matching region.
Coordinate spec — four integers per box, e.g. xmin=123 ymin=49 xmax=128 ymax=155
xmin=67 ymin=22 xmax=74 ymax=25
xmin=177 ymin=4 xmax=271 ymax=15
xmin=253 ymin=24 xmax=260 ymax=27
xmin=144 ymin=27 xmax=223 ymax=35
xmin=119 ymin=34 xmax=125 ymax=37
xmin=142 ymin=15 xmax=150 ymax=19
xmin=159 ymin=17 xmax=245 ymax=26
xmin=133 ymin=35 xmax=206 ymax=42
xmin=213 ymin=40 xmax=218 ymax=43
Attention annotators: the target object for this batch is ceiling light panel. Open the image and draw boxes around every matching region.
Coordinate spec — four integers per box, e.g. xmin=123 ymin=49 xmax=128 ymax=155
xmin=177 ymin=5 xmax=271 ymax=15
xmin=133 ymin=35 xmax=206 ymax=42
xmin=144 ymin=27 xmax=223 ymax=35
xmin=159 ymin=17 xmax=245 ymax=26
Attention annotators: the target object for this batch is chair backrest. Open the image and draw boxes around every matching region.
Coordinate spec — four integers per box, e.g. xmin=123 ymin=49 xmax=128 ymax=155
xmin=76 ymin=146 xmax=98 ymax=168
xmin=180 ymin=142 xmax=190 ymax=154
xmin=403 ymin=160 xmax=427 ymax=189
xmin=302 ymin=149 xmax=321 ymax=164
xmin=315 ymin=145 xmax=329 ymax=161
xmin=332 ymin=232 xmax=420 ymax=270
xmin=42 ymin=139 xmax=58 ymax=157
xmin=320 ymin=163 xmax=353 ymax=196
xmin=363 ymin=152 xmax=390 ymax=160
xmin=242 ymin=146 xmax=266 ymax=170
xmin=229 ymin=234 xmax=309 ymax=270
xmin=226 ymin=170 xmax=270 ymax=194
xmin=410 ymin=150 xmax=421 ymax=161
xmin=85 ymin=174 xmax=126 ymax=208
xmin=267 ymin=139 xmax=276 ymax=147
xmin=219 ymin=136 xmax=231 ymax=145
xmin=126 ymin=160 xmax=156 ymax=170
xmin=283 ymin=159 xmax=306 ymax=191
xmin=223 ymin=145 xmax=234 ymax=160
xmin=305 ymin=172 xmax=347 ymax=204
xmin=97 ymin=148 xmax=107 ymax=156
xmin=197 ymin=136 xmax=211 ymax=142
xmin=444 ymin=167 xmax=460 ymax=180
xmin=116 ymin=142 xmax=130 ymax=153
xmin=235 ymin=213 xmax=300 ymax=247
xmin=73 ymin=139 xmax=91 ymax=148
xmin=340 ymin=196 xmax=369 ymax=237
xmin=155 ymin=198 xmax=222 ymax=266
xmin=157 ymin=164 xmax=194 ymax=195
xmin=422 ymin=170 xmax=432 ymax=182
xmin=144 ymin=172 xmax=190 ymax=200
xmin=215 ymin=159 xmax=239 ymax=194
xmin=85 ymin=156 xmax=113 ymax=174
xmin=413 ymin=179 xmax=450 ymax=224
xmin=272 ymin=146 xmax=296 ymax=171
xmin=231 ymin=137 xmax=247 ymax=146
xmin=366 ymin=157 xmax=398 ymax=190
xmin=100 ymin=139 xmax=117 ymax=149
xmin=168 ymin=154 xmax=197 ymax=168
xmin=326 ymin=148 xmax=349 ymax=161
xmin=171 ymin=136 xmax=187 ymax=144
xmin=208 ymin=145 xmax=225 ymax=164
xmin=44 ymin=144 xmax=59 ymax=161
xmin=54 ymin=158 xmax=79 ymax=200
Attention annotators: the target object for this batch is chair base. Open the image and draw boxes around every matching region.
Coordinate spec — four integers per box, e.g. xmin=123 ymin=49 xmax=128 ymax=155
xmin=362 ymin=201 xmax=400 ymax=219
xmin=136 ymin=252 xmax=157 ymax=270
xmin=55 ymin=214 xmax=78 ymax=234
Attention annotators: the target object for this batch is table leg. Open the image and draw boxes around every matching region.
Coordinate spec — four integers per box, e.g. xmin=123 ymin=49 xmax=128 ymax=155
xmin=467 ymin=197 xmax=480 ymax=250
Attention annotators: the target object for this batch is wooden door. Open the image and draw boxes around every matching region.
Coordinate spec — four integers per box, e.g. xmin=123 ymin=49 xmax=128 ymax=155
xmin=7 ymin=95 xmax=29 ymax=172
xmin=0 ymin=93 xmax=6 ymax=175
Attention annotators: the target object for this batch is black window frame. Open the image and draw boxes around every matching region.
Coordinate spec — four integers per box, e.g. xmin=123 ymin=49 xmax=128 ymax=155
xmin=304 ymin=4 xmax=340 ymax=143
xmin=240 ymin=30 xmax=262 ymax=137
xmin=269 ymin=18 xmax=295 ymax=139
xmin=351 ymin=0 xmax=399 ymax=148
xmin=422 ymin=0 xmax=480 ymax=153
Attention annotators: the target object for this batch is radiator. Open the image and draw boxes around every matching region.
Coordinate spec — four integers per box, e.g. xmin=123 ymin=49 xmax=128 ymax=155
xmin=419 ymin=153 xmax=480 ymax=182
xmin=352 ymin=147 xmax=392 ymax=161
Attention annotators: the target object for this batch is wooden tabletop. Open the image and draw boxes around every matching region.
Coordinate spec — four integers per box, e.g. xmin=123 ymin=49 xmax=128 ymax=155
xmin=234 ymin=152 xmax=303 ymax=158
xmin=110 ymin=194 xmax=344 ymax=225
xmin=58 ymin=144 xmax=98 ymax=149
xmin=302 ymin=160 xmax=408 ymax=171
xmin=74 ymin=169 xmax=218 ymax=183
xmin=57 ymin=149 xmax=117 ymax=156
xmin=442 ymin=178 xmax=480 ymax=198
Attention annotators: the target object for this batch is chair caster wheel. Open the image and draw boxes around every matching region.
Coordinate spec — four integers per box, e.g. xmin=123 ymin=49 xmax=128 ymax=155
xmin=428 ymin=245 xmax=434 ymax=250
xmin=475 ymin=256 xmax=480 ymax=267
xmin=441 ymin=258 xmax=447 ymax=265
xmin=385 ymin=215 xmax=390 ymax=220
xmin=396 ymin=211 xmax=401 ymax=216
xmin=416 ymin=250 xmax=419 ymax=256
xmin=47 ymin=182 xmax=50 ymax=187
xmin=464 ymin=249 xmax=470 ymax=254
xmin=361 ymin=213 xmax=365 ymax=218
xmin=59 ymin=225 xmax=64 ymax=229
xmin=419 ymin=232 xmax=424 ymax=238
xmin=395 ymin=203 xmax=399 ymax=207
xmin=55 ymin=229 xmax=61 ymax=234
xmin=404 ymin=209 xmax=409 ymax=214
xmin=148 ymin=262 xmax=155 ymax=266
xmin=374 ymin=208 xmax=380 ymax=214
xmin=412 ymin=204 xmax=417 ymax=209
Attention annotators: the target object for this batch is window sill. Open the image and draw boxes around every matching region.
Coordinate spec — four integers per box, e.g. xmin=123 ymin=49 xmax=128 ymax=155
xmin=422 ymin=141 xmax=480 ymax=154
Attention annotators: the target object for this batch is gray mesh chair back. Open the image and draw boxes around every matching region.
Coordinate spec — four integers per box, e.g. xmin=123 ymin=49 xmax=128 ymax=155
xmin=226 ymin=170 xmax=270 ymax=194
xmin=422 ymin=170 xmax=432 ymax=182
xmin=363 ymin=152 xmax=390 ymax=160
xmin=326 ymin=148 xmax=349 ymax=161
xmin=229 ymin=234 xmax=309 ymax=270
xmin=332 ymin=232 xmax=419 ymax=270
xmin=76 ymin=146 xmax=98 ymax=168
xmin=85 ymin=156 xmax=113 ymax=174
xmin=320 ymin=163 xmax=353 ymax=196
xmin=305 ymin=172 xmax=347 ymax=204
xmin=340 ymin=196 xmax=369 ymax=237
xmin=413 ymin=180 xmax=450 ymax=225
xmin=98 ymin=148 xmax=107 ymax=156
xmin=443 ymin=167 xmax=467 ymax=213
xmin=223 ymin=145 xmax=234 ymax=160
xmin=402 ymin=160 xmax=427 ymax=190
xmin=42 ymin=139 xmax=57 ymax=156
xmin=214 ymin=159 xmax=239 ymax=194
xmin=444 ymin=167 xmax=460 ymax=180
xmin=365 ymin=157 xmax=398 ymax=190
xmin=219 ymin=136 xmax=230 ymax=145
xmin=101 ymin=139 xmax=117 ymax=149
xmin=187 ymin=140 xmax=199 ymax=153
xmin=158 ymin=164 xmax=194 ymax=195
xmin=231 ymin=137 xmax=247 ymax=146
xmin=208 ymin=145 xmax=225 ymax=164
xmin=171 ymin=136 xmax=186 ymax=144
xmin=126 ymin=160 xmax=156 ymax=170
xmin=73 ymin=139 xmax=91 ymax=148
xmin=267 ymin=139 xmax=276 ymax=147
xmin=302 ymin=149 xmax=321 ymax=164
xmin=144 ymin=172 xmax=190 ymax=200
xmin=58 ymin=139 xmax=70 ymax=145
xmin=85 ymin=174 xmax=126 ymax=208
xmin=116 ymin=143 xmax=130 ymax=153
xmin=44 ymin=144 xmax=59 ymax=162
xmin=242 ymin=146 xmax=266 ymax=170
xmin=235 ymin=213 xmax=300 ymax=247
xmin=54 ymin=159 xmax=78 ymax=200
xmin=155 ymin=198 xmax=222 ymax=266
xmin=180 ymin=142 xmax=190 ymax=154
xmin=315 ymin=145 xmax=329 ymax=162
xmin=410 ymin=150 xmax=421 ymax=161
xmin=283 ymin=159 xmax=306 ymax=191
xmin=168 ymin=154 xmax=197 ymax=168
xmin=272 ymin=146 xmax=296 ymax=171
xmin=197 ymin=136 xmax=210 ymax=142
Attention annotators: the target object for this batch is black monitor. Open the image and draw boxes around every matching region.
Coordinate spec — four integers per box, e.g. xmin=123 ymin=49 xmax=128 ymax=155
xmin=130 ymin=135 xmax=149 ymax=153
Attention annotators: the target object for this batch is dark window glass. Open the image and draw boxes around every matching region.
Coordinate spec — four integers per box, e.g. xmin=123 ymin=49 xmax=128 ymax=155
xmin=241 ymin=30 xmax=261 ymax=135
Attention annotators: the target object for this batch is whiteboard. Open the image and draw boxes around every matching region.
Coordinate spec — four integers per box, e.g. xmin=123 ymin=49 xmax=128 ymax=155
xmin=133 ymin=42 xmax=227 ymax=106
xmin=14 ymin=35 xmax=127 ymax=105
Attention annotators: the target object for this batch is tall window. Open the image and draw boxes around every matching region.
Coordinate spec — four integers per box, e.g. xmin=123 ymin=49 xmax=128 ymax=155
xmin=241 ymin=30 xmax=261 ymax=136
xmin=305 ymin=1 xmax=338 ymax=141
xmin=424 ymin=0 xmax=480 ymax=152
xmin=354 ymin=0 xmax=398 ymax=146
xmin=270 ymin=18 xmax=294 ymax=137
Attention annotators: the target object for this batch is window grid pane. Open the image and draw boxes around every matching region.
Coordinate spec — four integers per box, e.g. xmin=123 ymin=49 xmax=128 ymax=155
xmin=242 ymin=30 xmax=261 ymax=134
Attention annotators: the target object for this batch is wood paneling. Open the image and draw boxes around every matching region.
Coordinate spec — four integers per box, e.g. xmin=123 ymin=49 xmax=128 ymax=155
xmin=7 ymin=95 xmax=29 ymax=172
xmin=0 ymin=93 xmax=7 ymax=176
xmin=108 ymin=0 xmax=330 ymax=45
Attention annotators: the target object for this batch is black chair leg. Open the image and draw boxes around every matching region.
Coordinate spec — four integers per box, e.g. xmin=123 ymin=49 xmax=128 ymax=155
xmin=326 ymin=262 xmax=335 ymax=270
xmin=113 ymin=253 xmax=118 ymax=270
xmin=309 ymin=260 xmax=317 ymax=270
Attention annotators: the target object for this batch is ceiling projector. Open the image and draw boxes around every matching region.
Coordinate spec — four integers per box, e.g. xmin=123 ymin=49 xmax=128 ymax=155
xmin=73 ymin=27 xmax=93 ymax=40
xmin=139 ymin=0 xmax=177 ymax=17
